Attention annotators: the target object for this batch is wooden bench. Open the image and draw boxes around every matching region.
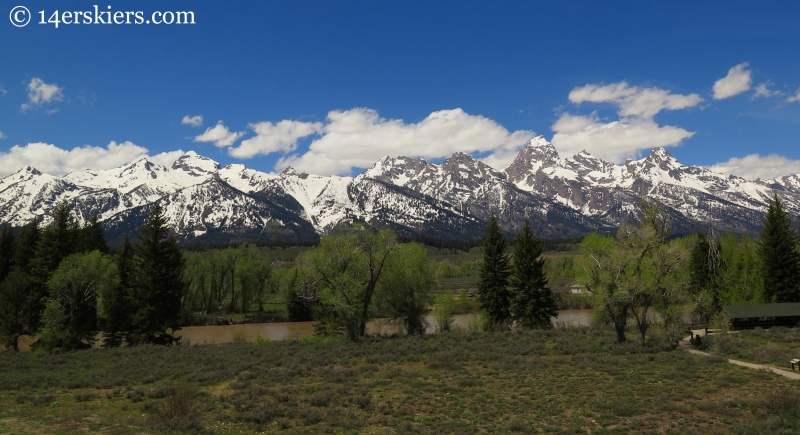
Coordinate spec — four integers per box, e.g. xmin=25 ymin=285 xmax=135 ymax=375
xmin=791 ymin=359 xmax=799 ymax=371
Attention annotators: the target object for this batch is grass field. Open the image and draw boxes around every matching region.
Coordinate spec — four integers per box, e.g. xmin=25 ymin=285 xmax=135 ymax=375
xmin=700 ymin=327 xmax=800 ymax=370
xmin=2 ymin=326 xmax=799 ymax=434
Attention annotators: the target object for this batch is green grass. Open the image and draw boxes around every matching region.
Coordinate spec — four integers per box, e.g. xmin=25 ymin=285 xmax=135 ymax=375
xmin=2 ymin=327 xmax=799 ymax=434
xmin=700 ymin=327 xmax=800 ymax=368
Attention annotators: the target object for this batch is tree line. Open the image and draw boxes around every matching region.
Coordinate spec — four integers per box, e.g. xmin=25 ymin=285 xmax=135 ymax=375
xmin=0 ymin=201 xmax=185 ymax=351
xmin=577 ymin=194 xmax=800 ymax=345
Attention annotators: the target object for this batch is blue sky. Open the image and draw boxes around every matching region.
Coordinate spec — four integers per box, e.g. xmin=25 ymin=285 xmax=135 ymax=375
xmin=2 ymin=0 xmax=800 ymax=179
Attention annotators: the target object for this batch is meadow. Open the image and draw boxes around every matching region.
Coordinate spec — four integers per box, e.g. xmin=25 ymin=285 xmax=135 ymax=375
xmin=1 ymin=326 xmax=799 ymax=434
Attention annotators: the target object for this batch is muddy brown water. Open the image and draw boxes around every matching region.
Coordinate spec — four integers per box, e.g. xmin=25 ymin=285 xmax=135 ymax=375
xmin=5 ymin=310 xmax=594 ymax=351
xmin=177 ymin=309 xmax=593 ymax=345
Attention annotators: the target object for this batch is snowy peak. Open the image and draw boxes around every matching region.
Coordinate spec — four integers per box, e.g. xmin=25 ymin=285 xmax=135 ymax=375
xmin=172 ymin=151 xmax=221 ymax=175
xmin=639 ymin=147 xmax=682 ymax=172
xmin=358 ymin=156 xmax=429 ymax=186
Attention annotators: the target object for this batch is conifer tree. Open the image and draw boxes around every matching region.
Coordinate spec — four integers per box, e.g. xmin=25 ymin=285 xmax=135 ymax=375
xmin=101 ymin=235 xmax=134 ymax=347
xmin=77 ymin=215 xmax=108 ymax=254
xmin=477 ymin=215 xmax=512 ymax=328
xmin=13 ymin=219 xmax=40 ymax=274
xmin=511 ymin=219 xmax=557 ymax=329
xmin=127 ymin=205 xmax=186 ymax=345
xmin=34 ymin=200 xmax=78 ymax=274
xmin=0 ymin=225 xmax=15 ymax=282
xmin=689 ymin=231 xmax=723 ymax=320
xmin=757 ymin=194 xmax=800 ymax=303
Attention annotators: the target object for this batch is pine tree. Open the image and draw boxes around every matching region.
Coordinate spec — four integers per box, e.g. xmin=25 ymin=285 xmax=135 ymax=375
xmin=14 ymin=219 xmax=40 ymax=274
xmin=510 ymin=219 xmax=557 ymax=329
xmin=0 ymin=225 xmax=15 ymax=282
xmin=477 ymin=215 xmax=512 ymax=328
xmin=689 ymin=231 xmax=724 ymax=320
xmin=128 ymin=205 xmax=186 ymax=345
xmin=101 ymin=235 xmax=134 ymax=347
xmin=77 ymin=215 xmax=108 ymax=254
xmin=757 ymin=194 xmax=800 ymax=303
xmin=34 ymin=200 xmax=78 ymax=274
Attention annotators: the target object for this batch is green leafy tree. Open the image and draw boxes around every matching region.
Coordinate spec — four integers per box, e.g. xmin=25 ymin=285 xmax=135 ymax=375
xmin=757 ymin=194 xmax=800 ymax=303
xmin=718 ymin=233 xmax=763 ymax=304
xmin=37 ymin=251 xmax=118 ymax=352
xmin=300 ymin=226 xmax=397 ymax=340
xmin=477 ymin=215 xmax=512 ymax=329
xmin=432 ymin=291 xmax=456 ymax=333
xmin=378 ymin=242 xmax=436 ymax=335
xmin=128 ymin=204 xmax=186 ymax=346
xmin=510 ymin=219 xmax=557 ymax=329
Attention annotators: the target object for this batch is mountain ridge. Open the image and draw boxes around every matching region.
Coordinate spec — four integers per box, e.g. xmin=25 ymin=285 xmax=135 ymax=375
xmin=0 ymin=136 xmax=793 ymax=242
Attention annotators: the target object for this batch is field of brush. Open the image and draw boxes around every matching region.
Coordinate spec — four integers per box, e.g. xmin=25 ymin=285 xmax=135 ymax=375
xmin=1 ymin=326 xmax=799 ymax=434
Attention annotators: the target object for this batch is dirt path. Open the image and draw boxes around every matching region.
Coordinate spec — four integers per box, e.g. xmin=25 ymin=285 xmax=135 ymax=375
xmin=681 ymin=329 xmax=800 ymax=380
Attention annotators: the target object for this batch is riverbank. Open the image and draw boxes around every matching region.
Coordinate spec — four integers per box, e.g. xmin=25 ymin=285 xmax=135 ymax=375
xmin=2 ymin=326 xmax=798 ymax=434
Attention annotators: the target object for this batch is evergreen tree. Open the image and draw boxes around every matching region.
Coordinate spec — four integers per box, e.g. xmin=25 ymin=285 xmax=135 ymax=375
xmin=0 ymin=269 xmax=28 ymax=350
xmin=101 ymin=235 xmax=134 ymax=347
xmin=510 ymin=219 xmax=557 ymax=329
xmin=33 ymin=200 xmax=78 ymax=275
xmin=689 ymin=231 xmax=723 ymax=320
xmin=128 ymin=205 xmax=186 ymax=345
xmin=14 ymin=219 xmax=40 ymax=274
xmin=77 ymin=215 xmax=108 ymax=254
xmin=0 ymin=225 xmax=15 ymax=282
xmin=477 ymin=215 xmax=512 ymax=328
xmin=757 ymin=194 xmax=800 ymax=303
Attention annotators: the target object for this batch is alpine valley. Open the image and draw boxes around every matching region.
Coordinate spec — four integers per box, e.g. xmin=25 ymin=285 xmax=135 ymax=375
xmin=1 ymin=136 xmax=798 ymax=244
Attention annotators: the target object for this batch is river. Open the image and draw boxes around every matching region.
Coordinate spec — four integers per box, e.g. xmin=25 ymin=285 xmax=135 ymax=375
xmin=3 ymin=310 xmax=593 ymax=351
xmin=177 ymin=309 xmax=594 ymax=345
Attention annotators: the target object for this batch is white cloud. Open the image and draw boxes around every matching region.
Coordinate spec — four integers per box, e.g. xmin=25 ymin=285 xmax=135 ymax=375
xmin=752 ymin=81 xmax=782 ymax=99
xmin=787 ymin=89 xmax=800 ymax=103
xmin=0 ymin=141 xmax=156 ymax=176
xmin=228 ymin=120 xmax=323 ymax=159
xmin=182 ymin=115 xmax=204 ymax=127
xmin=551 ymin=82 xmax=701 ymax=162
xmin=0 ymin=132 xmax=5 ymax=139
xmin=273 ymin=108 xmax=536 ymax=175
xmin=709 ymin=154 xmax=800 ymax=181
xmin=193 ymin=121 xmax=244 ymax=147
xmin=0 ymin=88 xmax=7 ymax=96
xmin=712 ymin=63 xmax=752 ymax=100
xmin=568 ymin=82 xmax=703 ymax=118
xmin=21 ymin=78 xmax=65 ymax=112
xmin=551 ymin=113 xmax=695 ymax=163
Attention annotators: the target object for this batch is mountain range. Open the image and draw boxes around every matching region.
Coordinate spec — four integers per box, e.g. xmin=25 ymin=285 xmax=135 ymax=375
xmin=1 ymin=136 xmax=796 ymax=243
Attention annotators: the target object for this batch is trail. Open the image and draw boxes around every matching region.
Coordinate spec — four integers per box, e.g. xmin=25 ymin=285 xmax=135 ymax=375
xmin=681 ymin=329 xmax=800 ymax=380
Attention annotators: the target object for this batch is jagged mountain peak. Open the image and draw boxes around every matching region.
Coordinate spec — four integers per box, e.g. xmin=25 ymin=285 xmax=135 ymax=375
xmin=281 ymin=166 xmax=308 ymax=178
xmin=172 ymin=151 xmax=221 ymax=175
xmin=639 ymin=147 xmax=682 ymax=171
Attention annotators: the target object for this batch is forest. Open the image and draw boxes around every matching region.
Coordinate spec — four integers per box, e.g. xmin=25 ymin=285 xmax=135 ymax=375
xmin=0 ymin=194 xmax=797 ymax=353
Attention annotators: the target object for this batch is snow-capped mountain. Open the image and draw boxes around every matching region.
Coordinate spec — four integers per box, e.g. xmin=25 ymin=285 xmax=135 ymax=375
xmin=0 ymin=137 xmax=792 ymax=243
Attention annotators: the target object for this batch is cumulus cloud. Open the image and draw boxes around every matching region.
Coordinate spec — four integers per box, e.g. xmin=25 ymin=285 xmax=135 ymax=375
xmin=753 ymin=81 xmax=783 ymax=99
xmin=229 ymin=120 xmax=323 ymax=159
xmin=551 ymin=113 xmax=695 ymax=163
xmin=21 ymin=78 xmax=65 ymax=112
xmin=712 ymin=63 xmax=752 ymax=100
xmin=709 ymin=154 xmax=800 ymax=181
xmin=787 ymin=89 xmax=800 ymax=103
xmin=182 ymin=115 xmax=204 ymax=127
xmin=193 ymin=121 xmax=244 ymax=147
xmin=551 ymin=82 xmax=701 ymax=162
xmin=568 ymin=82 xmax=703 ymax=118
xmin=0 ymin=141 xmax=155 ymax=176
xmin=273 ymin=108 xmax=536 ymax=175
